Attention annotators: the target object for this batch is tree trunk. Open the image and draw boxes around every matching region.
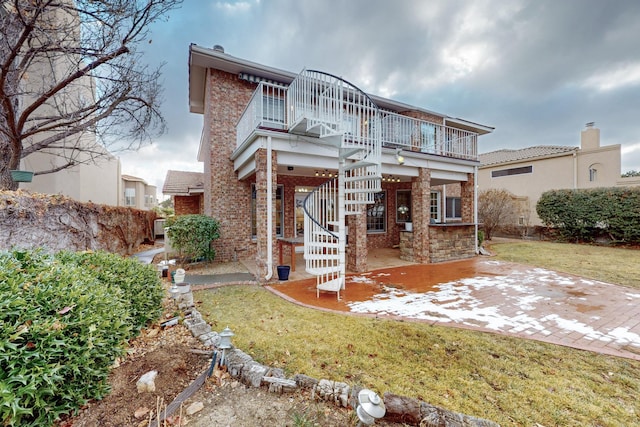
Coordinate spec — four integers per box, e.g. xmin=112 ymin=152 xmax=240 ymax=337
xmin=0 ymin=139 xmax=20 ymax=191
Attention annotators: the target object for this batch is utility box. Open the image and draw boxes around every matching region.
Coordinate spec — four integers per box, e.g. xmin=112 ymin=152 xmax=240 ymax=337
xmin=154 ymin=219 xmax=166 ymax=238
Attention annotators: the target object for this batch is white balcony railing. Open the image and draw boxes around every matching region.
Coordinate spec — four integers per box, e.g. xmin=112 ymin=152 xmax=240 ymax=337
xmin=236 ymin=81 xmax=478 ymax=161
xmin=236 ymin=82 xmax=288 ymax=146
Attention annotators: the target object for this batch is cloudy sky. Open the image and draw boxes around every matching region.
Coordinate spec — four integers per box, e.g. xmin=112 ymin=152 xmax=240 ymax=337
xmin=119 ymin=0 xmax=640 ymax=194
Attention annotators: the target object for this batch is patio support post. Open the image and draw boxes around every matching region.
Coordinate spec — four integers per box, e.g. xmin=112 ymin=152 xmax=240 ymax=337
xmin=346 ymin=205 xmax=368 ymax=272
xmin=411 ymin=168 xmax=431 ymax=263
xmin=254 ymin=147 xmax=278 ymax=282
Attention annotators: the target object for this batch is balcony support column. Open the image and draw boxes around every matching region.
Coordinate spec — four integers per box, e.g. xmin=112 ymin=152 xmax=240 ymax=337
xmin=411 ymin=168 xmax=431 ymax=264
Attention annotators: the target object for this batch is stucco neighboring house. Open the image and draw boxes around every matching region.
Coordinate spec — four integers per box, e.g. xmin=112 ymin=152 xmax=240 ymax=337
xmin=9 ymin=2 xmax=123 ymax=206
xmin=19 ymin=147 xmax=123 ymax=206
xmin=121 ymin=174 xmax=157 ymax=211
xmin=478 ymin=123 xmax=638 ymax=227
xmin=188 ymin=44 xmax=493 ymax=286
xmin=162 ymin=170 xmax=204 ymax=215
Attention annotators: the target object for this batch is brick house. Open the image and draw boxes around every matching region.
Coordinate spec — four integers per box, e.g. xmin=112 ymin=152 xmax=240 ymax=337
xmin=188 ymin=44 xmax=493 ymax=285
xmin=162 ymin=170 xmax=204 ymax=215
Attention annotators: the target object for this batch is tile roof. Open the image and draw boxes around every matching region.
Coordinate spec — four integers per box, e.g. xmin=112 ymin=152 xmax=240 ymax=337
xmin=162 ymin=170 xmax=204 ymax=195
xmin=479 ymin=145 xmax=578 ymax=167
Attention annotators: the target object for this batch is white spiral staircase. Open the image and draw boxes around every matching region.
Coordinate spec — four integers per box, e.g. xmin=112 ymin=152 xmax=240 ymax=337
xmin=287 ymin=70 xmax=382 ymax=299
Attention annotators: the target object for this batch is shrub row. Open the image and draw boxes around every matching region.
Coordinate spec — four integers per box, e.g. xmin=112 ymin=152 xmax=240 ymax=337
xmin=0 ymin=249 xmax=163 ymax=426
xmin=537 ymin=187 xmax=640 ymax=243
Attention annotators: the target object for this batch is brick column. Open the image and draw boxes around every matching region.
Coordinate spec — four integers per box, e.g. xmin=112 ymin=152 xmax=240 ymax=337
xmin=411 ymin=168 xmax=431 ymax=263
xmin=255 ymin=148 xmax=278 ymax=282
xmin=346 ymin=207 xmax=368 ymax=272
xmin=460 ymin=172 xmax=475 ymax=223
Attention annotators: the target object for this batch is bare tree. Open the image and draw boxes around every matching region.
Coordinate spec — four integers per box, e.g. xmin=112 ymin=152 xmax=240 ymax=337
xmin=0 ymin=0 xmax=182 ymax=190
xmin=478 ymin=189 xmax=518 ymax=240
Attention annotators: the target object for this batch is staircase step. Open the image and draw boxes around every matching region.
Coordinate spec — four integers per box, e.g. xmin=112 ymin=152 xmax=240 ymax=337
xmin=345 ymin=188 xmax=377 ymax=194
xmin=343 ymin=161 xmax=377 ymax=171
xmin=304 ymin=253 xmax=341 ymax=261
xmin=345 ymin=175 xmax=378 ymax=183
xmin=317 ymin=277 xmax=344 ymax=292
xmin=312 ymin=230 xmax=338 ymax=238
xmin=306 ymin=266 xmax=342 ymax=275
xmin=306 ymin=241 xmax=341 ymax=249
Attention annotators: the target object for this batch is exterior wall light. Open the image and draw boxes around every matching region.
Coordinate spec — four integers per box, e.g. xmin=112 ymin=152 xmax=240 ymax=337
xmin=395 ymin=148 xmax=404 ymax=165
xmin=356 ymin=389 xmax=386 ymax=425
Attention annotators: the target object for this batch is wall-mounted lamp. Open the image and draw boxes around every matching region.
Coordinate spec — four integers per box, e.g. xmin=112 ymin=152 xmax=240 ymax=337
xmin=356 ymin=389 xmax=386 ymax=425
xmin=395 ymin=148 xmax=404 ymax=165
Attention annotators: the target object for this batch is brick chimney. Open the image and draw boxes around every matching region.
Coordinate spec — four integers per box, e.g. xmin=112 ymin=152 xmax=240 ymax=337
xmin=580 ymin=122 xmax=600 ymax=151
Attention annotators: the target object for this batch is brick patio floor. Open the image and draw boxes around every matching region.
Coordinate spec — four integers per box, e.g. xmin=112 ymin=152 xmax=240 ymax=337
xmin=268 ymin=257 xmax=640 ymax=361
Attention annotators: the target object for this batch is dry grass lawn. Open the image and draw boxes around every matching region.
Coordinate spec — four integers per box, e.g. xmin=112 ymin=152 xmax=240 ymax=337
xmin=488 ymin=239 xmax=640 ymax=289
xmin=194 ymin=241 xmax=640 ymax=426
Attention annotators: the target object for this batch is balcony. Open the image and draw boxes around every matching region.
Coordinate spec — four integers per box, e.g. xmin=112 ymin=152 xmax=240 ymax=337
xmin=236 ymin=81 xmax=478 ymax=161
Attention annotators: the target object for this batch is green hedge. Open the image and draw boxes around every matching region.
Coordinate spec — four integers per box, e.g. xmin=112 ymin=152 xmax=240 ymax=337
xmin=165 ymin=214 xmax=220 ymax=262
xmin=537 ymin=188 xmax=640 ymax=243
xmin=0 ymin=249 xmax=163 ymax=426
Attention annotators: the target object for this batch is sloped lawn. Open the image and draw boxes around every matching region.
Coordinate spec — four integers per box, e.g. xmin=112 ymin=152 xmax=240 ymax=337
xmin=195 ymin=241 xmax=640 ymax=426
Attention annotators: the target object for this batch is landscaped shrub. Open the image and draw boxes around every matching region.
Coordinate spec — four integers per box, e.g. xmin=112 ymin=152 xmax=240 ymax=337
xmin=165 ymin=214 xmax=220 ymax=262
xmin=537 ymin=188 xmax=640 ymax=243
xmin=0 ymin=249 xmax=163 ymax=426
xmin=55 ymin=250 xmax=164 ymax=331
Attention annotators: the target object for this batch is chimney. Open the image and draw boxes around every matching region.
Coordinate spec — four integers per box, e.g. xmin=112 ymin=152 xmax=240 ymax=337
xmin=580 ymin=122 xmax=600 ymax=151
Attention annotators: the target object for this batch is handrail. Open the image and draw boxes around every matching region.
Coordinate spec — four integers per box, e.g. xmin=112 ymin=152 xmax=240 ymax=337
xmin=236 ymin=81 xmax=478 ymax=160
xmin=236 ymin=81 xmax=288 ymax=147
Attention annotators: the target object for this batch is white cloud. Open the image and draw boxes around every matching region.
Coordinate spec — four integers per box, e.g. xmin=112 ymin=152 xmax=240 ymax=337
xmin=213 ymin=1 xmax=253 ymax=14
xmin=582 ymin=62 xmax=640 ymax=92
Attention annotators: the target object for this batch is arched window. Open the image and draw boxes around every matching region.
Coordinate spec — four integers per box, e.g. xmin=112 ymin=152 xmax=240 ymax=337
xmin=589 ymin=163 xmax=601 ymax=182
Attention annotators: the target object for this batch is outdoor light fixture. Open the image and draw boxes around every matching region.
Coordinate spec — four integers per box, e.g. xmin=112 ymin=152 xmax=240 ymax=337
xmin=218 ymin=326 xmax=235 ymax=366
xmin=395 ymin=148 xmax=404 ymax=165
xmin=356 ymin=389 xmax=386 ymax=425
xmin=168 ymin=283 xmax=180 ymax=301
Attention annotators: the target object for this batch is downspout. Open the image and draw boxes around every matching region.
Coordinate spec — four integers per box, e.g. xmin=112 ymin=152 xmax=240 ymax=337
xmin=474 ymin=165 xmax=479 ymax=254
xmin=265 ymin=136 xmax=273 ymax=280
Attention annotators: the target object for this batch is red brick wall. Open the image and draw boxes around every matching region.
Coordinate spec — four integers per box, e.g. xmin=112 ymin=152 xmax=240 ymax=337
xmin=204 ymin=69 xmax=257 ymax=262
xmin=174 ymin=195 xmax=203 ymax=215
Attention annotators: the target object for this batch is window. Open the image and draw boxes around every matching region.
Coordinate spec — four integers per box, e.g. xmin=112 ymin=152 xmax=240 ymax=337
xmin=446 ymin=197 xmax=461 ymax=219
xmin=491 ymin=165 xmax=533 ymax=178
xmin=367 ymin=191 xmax=386 ymax=233
xmin=396 ymin=190 xmax=411 ymax=223
xmin=144 ymin=194 xmax=155 ymax=207
xmin=124 ymin=188 xmax=135 ymax=206
xmin=251 ymin=184 xmax=284 ymax=238
xmin=589 ymin=166 xmax=598 ymax=182
xmin=430 ymin=191 xmax=441 ymax=222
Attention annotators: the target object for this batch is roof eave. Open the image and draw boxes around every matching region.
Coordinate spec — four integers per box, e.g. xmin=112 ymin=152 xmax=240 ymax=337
xmin=188 ymin=44 xmax=494 ymax=135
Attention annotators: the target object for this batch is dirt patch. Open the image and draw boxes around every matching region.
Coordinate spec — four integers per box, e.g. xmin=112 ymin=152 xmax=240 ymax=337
xmin=59 ymin=257 xmax=405 ymax=427
xmin=62 ymin=320 xmax=210 ymax=427
xmin=61 ymin=310 xmax=402 ymax=427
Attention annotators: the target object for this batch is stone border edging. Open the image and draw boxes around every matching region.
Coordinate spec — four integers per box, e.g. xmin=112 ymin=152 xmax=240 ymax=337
xmin=182 ymin=303 xmax=500 ymax=427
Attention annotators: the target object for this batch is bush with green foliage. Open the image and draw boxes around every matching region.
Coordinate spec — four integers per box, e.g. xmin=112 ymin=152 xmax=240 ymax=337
xmin=537 ymin=188 xmax=640 ymax=243
xmin=165 ymin=214 xmax=220 ymax=262
xmin=0 ymin=249 xmax=163 ymax=426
